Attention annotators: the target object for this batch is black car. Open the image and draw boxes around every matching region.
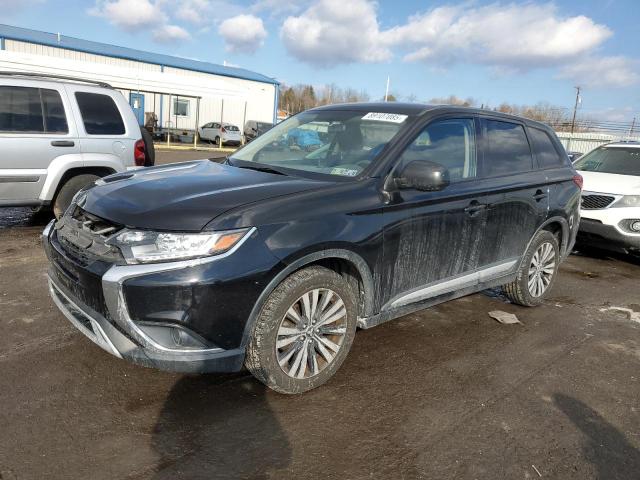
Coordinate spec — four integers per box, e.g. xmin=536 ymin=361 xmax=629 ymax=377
xmin=43 ymin=103 xmax=582 ymax=394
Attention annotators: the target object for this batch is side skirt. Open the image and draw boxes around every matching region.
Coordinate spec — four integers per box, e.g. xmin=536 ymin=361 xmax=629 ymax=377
xmin=357 ymin=272 xmax=517 ymax=330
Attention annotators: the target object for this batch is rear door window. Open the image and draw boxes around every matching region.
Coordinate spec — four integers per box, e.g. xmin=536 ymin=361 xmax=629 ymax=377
xmin=75 ymin=92 xmax=125 ymax=135
xmin=0 ymin=86 xmax=44 ymax=133
xmin=41 ymin=89 xmax=68 ymax=134
xmin=483 ymin=119 xmax=533 ymax=176
xmin=529 ymin=127 xmax=565 ymax=168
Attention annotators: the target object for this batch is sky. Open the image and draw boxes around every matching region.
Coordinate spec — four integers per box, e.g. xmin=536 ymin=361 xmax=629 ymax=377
xmin=1 ymin=0 xmax=639 ymax=122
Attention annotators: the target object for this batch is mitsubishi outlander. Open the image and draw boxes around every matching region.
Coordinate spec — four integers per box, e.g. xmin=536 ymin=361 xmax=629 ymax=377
xmin=43 ymin=103 xmax=582 ymax=394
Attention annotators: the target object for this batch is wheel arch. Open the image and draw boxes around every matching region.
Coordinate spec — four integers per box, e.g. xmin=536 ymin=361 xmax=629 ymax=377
xmin=539 ymin=217 xmax=570 ymax=257
xmin=523 ymin=216 xmax=570 ymax=261
xmin=50 ymin=166 xmax=118 ymax=203
xmin=240 ymin=249 xmax=375 ymax=349
xmin=40 ymin=156 xmax=123 ymax=201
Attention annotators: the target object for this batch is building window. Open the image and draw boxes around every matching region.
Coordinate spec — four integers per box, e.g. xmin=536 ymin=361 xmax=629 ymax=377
xmin=173 ymin=98 xmax=189 ymax=117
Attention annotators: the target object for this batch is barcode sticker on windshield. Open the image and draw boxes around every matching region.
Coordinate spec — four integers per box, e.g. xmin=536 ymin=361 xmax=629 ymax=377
xmin=362 ymin=112 xmax=408 ymax=123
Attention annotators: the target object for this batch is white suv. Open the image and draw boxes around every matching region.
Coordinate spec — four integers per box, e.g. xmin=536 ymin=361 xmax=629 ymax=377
xmin=0 ymin=72 xmax=152 ymax=217
xmin=574 ymin=141 xmax=640 ymax=255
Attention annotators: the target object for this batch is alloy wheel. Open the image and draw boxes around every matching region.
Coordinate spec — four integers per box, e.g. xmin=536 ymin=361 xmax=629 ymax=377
xmin=528 ymin=241 xmax=556 ymax=298
xmin=275 ymin=288 xmax=347 ymax=379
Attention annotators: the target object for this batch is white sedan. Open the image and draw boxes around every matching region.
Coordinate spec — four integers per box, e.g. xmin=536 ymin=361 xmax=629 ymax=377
xmin=574 ymin=141 xmax=640 ymax=254
xmin=198 ymin=122 xmax=242 ymax=146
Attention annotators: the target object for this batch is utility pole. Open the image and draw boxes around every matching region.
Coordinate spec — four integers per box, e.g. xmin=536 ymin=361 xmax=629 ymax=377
xmin=570 ymin=86 xmax=581 ymax=134
xmin=384 ymin=76 xmax=390 ymax=102
xmin=629 ymin=117 xmax=636 ymax=137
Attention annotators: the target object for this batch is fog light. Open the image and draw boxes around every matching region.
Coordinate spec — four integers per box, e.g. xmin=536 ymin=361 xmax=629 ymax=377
xmin=136 ymin=322 xmax=208 ymax=350
xmin=170 ymin=327 xmax=207 ymax=348
xmin=631 ymin=220 xmax=640 ymax=232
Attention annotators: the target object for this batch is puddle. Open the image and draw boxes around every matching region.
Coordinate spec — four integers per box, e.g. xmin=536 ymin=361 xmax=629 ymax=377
xmin=0 ymin=208 xmax=52 ymax=229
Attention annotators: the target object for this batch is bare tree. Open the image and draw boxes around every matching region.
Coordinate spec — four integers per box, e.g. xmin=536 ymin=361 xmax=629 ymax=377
xmin=428 ymin=95 xmax=476 ymax=107
xmin=280 ymin=83 xmax=370 ymax=113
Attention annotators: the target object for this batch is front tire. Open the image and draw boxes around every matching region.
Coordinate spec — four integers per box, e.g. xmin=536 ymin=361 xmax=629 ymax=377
xmin=502 ymin=230 xmax=560 ymax=306
xmin=245 ymin=266 xmax=358 ymax=394
xmin=52 ymin=174 xmax=100 ymax=218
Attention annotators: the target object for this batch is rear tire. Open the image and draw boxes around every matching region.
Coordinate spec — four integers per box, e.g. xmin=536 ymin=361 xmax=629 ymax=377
xmin=215 ymin=136 xmax=220 ymax=146
xmin=139 ymin=126 xmax=155 ymax=166
xmin=245 ymin=266 xmax=358 ymax=394
xmin=52 ymin=174 xmax=99 ymax=218
xmin=502 ymin=230 xmax=560 ymax=306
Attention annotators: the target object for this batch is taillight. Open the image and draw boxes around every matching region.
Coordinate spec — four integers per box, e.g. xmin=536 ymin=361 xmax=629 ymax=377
xmin=573 ymin=174 xmax=583 ymax=190
xmin=134 ymin=139 xmax=146 ymax=166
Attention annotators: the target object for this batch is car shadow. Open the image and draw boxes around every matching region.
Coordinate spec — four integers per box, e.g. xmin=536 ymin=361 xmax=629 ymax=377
xmin=572 ymin=247 xmax=640 ymax=267
xmin=554 ymin=393 xmax=640 ymax=479
xmin=149 ymin=373 xmax=291 ymax=480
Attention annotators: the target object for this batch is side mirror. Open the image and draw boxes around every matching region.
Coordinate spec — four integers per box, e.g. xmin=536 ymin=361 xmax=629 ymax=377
xmin=395 ymin=160 xmax=450 ymax=191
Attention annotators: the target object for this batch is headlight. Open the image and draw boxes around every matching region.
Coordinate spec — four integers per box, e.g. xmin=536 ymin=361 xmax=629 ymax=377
xmin=612 ymin=196 xmax=640 ymax=208
xmin=108 ymin=228 xmax=252 ymax=264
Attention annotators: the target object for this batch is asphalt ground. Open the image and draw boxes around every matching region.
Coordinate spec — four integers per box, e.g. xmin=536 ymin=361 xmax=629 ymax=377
xmin=0 ymin=150 xmax=638 ymax=479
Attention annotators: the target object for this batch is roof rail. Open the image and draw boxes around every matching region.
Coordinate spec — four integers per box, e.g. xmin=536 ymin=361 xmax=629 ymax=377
xmin=0 ymin=71 xmax=112 ymax=88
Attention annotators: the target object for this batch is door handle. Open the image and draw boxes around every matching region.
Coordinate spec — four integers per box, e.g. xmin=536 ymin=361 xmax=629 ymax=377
xmin=464 ymin=201 xmax=487 ymax=216
xmin=533 ymin=190 xmax=547 ymax=201
xmin=51 ymin=140 xmax=75 ymax=147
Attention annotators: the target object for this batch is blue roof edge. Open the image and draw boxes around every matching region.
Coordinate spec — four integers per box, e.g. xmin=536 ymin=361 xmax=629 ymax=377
xmin=0 ymin=24 xmax=279 ymax=86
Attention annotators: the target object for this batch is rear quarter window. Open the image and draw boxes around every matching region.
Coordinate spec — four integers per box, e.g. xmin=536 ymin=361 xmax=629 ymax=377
xmin=75 ymin=92 xmax=125 ymax=135
xmin=483 ymin=119 xmax=533 ymax=176
xmin=529 ymin=127 xmax=566 ymax=168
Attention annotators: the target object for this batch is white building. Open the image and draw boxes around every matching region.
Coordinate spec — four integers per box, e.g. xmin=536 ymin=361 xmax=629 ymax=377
xmin=0 ymin=24 xmax=278 ymax=136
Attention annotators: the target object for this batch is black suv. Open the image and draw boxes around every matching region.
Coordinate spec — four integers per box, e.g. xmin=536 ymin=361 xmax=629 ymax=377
xmin=43 ymin=103 xmax=582 ymax=394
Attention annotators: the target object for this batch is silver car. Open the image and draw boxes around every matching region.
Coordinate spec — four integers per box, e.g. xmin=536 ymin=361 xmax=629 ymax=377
xmin=198 ymin=122 xmax=242 ymax=146
xmin=0 ymin=72 xmax=149 ymax=217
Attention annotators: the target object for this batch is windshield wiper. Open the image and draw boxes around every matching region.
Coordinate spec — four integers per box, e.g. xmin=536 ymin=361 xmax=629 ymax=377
xmin=236 ymin=164 xmax=288 ymax=176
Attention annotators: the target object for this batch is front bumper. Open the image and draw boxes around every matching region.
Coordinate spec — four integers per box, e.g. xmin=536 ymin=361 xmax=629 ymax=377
xmin=577 ymin=216 xmax=640 ymax=254
xmin=43 ymin=220 xmax=257 ymax=373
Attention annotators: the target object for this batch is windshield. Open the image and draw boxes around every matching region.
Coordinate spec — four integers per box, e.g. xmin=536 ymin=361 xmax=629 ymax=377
xmin=574 ymin=146 xmax=640 ymax=176
xmin=230 ymin=110 xmax=408 ymax=177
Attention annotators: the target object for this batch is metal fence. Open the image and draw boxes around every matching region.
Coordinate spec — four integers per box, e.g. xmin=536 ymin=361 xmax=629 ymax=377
xmin=554 ymin=131 xmax=640 ymax=154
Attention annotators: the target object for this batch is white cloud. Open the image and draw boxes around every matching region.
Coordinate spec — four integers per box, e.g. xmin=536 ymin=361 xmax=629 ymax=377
xmin=280 ymin=0 xmax=392 ymax=66
xmin=89 ymin=0 xmax=165 ymax=31
xmin=278 ymin=0 xmax=637 ymax=88
xmin=385 ymin=3 xmax=612 ymax=69
xmin=152 ymin=24 xmax=191 ymax=43
xmin=218 ymin=14 xmax=268 ymax=54
xmin=559 ymin=56 xmax=640 ymax=88
xmin=171 ymin=0 xmax=243 ymax=25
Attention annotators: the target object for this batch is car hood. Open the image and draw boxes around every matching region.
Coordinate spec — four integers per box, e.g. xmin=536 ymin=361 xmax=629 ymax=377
xmin=579 ymin=170 xmax=640 ymax=195
xmin=81 ymin=160 xmax=329 ymax=231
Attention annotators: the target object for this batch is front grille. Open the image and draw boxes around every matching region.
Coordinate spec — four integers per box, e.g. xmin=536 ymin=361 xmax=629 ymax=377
xmin=581 ymin=194 xmax=616 ymax=210
xmin=49 ymin=236 xmax=110 ymax=318
xmin=54 ymin=207 xmax=123 ymax=265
